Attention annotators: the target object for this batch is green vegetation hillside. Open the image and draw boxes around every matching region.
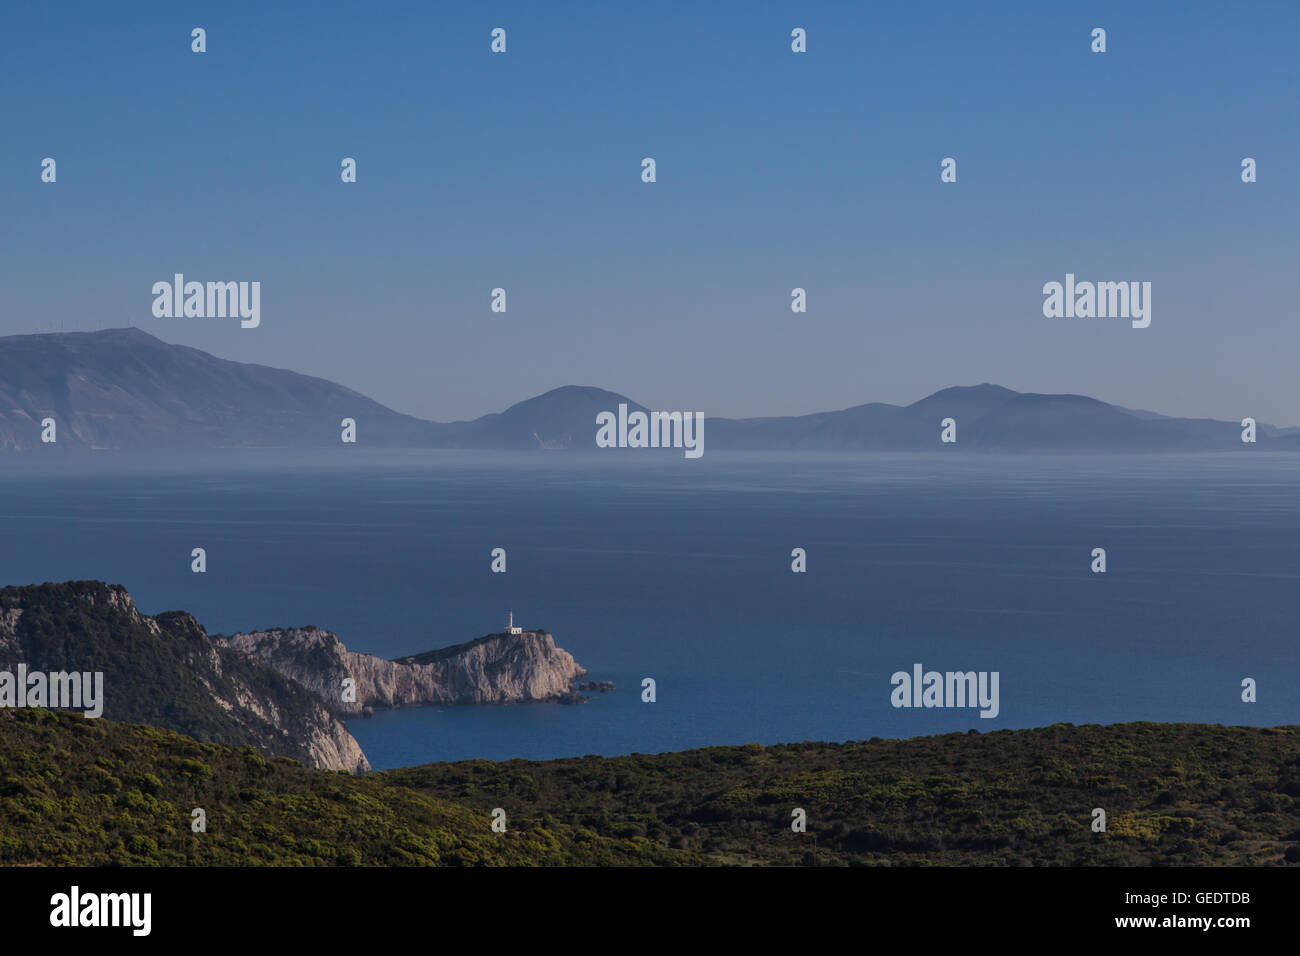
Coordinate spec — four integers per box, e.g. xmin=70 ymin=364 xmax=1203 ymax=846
xmin=2 ymin=710 xmax=1296 ymax=866
xmin=382 ymin=723 xmax=1300 ymax=866
xmin=0 ymin=708 xmax=679 ymax=865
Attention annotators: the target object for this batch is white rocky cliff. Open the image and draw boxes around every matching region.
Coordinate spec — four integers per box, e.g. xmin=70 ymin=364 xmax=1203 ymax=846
xmin=216 ymin=626 xmax=589 ymax=717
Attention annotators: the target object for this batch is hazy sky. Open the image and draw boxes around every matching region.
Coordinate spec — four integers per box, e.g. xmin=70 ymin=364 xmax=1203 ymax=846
xmin=3 ymin=2 xmax=1297 ymax=423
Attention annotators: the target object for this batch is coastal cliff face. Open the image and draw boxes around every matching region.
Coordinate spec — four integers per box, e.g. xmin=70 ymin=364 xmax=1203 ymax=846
xmin=216 ymin=627 xmax=588 ymax=716
xmin=0 ymin=581 xmax=592 ymax=774
xmin=0 ymin=582 xmax=369 ymax=774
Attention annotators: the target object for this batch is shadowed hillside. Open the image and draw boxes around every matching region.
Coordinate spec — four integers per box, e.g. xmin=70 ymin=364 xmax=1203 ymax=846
xmin=0 ymin=708 xmax=680 ymax=866
xmin=382 ymin=722 xmax=1300 ymax=866
xmin=0 ymin=581 xmax=366 ymax=771
xmin=2 ymin=711 xmax=1295 ymax=866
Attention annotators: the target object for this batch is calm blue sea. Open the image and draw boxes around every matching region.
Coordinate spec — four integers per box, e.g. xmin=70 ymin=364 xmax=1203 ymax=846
xmin=1 ymin=451 xmax=1296 ymax=769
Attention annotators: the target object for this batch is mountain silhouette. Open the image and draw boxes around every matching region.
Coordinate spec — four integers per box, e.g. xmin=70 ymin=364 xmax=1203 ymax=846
xmin=0 ymin=328 xmax=1287 ymax=452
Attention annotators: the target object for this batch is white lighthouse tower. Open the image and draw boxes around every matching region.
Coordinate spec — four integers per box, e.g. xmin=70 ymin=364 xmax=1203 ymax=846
xmin=506 ymin=610 xmax=523 ymax=635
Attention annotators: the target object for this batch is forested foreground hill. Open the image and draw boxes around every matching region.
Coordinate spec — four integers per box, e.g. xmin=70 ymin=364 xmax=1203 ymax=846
xmin=0 ymin=709 xmax=679 ymax=866
xmin=2 ymin=710 xmax=1297 ymax=866
xmin=384 ymin=723 xmax=1300 ymax=866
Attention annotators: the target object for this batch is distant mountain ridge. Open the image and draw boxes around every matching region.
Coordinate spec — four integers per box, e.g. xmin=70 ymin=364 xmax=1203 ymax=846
xmin=0 ymin=328 xmax=1292 ymax=452
xmin=0 ymin=327 xmax=438 ymax=450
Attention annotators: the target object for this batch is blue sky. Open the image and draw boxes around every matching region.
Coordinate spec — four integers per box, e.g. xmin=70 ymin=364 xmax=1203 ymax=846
xmin=2 ymin=1 xmax=1297 ymax=422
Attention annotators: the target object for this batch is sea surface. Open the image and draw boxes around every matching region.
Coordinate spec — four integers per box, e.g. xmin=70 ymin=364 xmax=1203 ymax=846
xmin=1 ymin=450 xmax=1297 ymax=770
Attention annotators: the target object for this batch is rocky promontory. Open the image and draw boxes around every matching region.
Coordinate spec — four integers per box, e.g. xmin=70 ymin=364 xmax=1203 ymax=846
xmin=0 ymin=581 xmax=595 ymax=775
xmin=216 ymin=626 xmax=588 ymax=716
